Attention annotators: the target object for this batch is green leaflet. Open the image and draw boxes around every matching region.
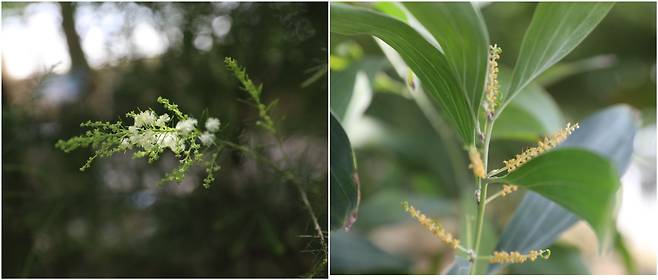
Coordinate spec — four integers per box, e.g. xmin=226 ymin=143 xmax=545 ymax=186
xmin=505 ymin=2 xmax=614 ymax=103
xmin=331 ymin=3 xmax=476 ymax=144
xmin=496 ymin=148 xmax=620 ymax=247
xmin=403 ymin=2 xmax=490 ymax=116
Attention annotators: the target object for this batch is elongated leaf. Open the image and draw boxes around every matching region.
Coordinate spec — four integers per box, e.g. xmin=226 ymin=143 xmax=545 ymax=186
xmin=497 ymin=148 xmax=620 ymax=247
xmin=330 ymin=114 xmax=360 ymax=231
xmin=561 ymin=105 xmax=637 ymax=172
xmin=373 ymin=2 xmax=407 ymax=22
xmin=331 ymin=3 xmax=476 ymax=144
xmin=494 ymin=70 xmax=564 ymax=140
xmin=506 ymin=2 xmax=614 ymax=102
xmin=330 ymin=231 xmax=411 ymax=274
xmin=404 ymin=2 xmax=489 ymax=114
xmin=491 ymin=105 xmax=637 ymax=274
xmin=489 ymin=192 xmax=580 ymax=275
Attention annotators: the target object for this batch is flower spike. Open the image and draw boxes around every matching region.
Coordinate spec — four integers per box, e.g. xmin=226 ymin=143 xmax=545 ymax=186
xmin=402 ymin=201 xmax=460 ymax=249
xmin=503 ymin=122 xmax=579 ymax=172
xmin=501 ymin=184 xmax=518 ymax=196
xmin=467 ymin=145 xmax=486 ymax=179
xmin=489 ymin=249 xmax=551 ymax=264
xmin=484 ymin=44 xmax=502 ymax=117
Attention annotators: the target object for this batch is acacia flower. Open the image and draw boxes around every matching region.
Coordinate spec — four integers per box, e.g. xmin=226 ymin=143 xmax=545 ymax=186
xmin=176 ymin=118 xmax=198 ymax=134
xmin=489 ymin=249 xmax=551 ymax=264
xmin=205 ymin=117 xmax=221 ymax=132
xmin=155 ymin=113 xmax=170 ymax=127
xmin=485 ymin=44 xmax=502 ymax=117
xmin=158 ymin=132 xmax=181 ymax=153
xmin=467 ymin=145 xmax=486 ymax=179
xmin=402 ymin=201 xmax=460 ymax=249
xmin=133 ymin=110 xmax=157 ymax=127
xmin=503 ymin=122 xmax=579 ymax=172
xmin=501 ymin=184 xmax=518 ymax=197
xmin=199 ymin=132 xmax=215 ymax=146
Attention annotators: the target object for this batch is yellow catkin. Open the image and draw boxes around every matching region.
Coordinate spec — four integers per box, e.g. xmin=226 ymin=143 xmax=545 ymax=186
xmin=489 ymin=249 xmax=550 ymax=264
xmin=501 ymin=184 xmax=518 ymax=197
xmin=467 ymin=146 xmax=486 ymax=179
xmin=485 ymin=44 xmax=502 ymax=116
xmin=503 ymin=122 xmax=579 ymax=172
xmin=402 ymin=201 xmax=460 ymax=249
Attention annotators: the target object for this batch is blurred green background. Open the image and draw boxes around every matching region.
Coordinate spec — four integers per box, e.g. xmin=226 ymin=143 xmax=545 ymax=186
xmin=330 ymin=2 xmax=655 ymax=275
xmin=2 ymin=2 xmax=327 ymax=277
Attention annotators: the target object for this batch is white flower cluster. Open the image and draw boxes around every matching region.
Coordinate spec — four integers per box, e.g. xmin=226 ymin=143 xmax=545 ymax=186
xmin=121 ymin=111 xmax=221 ymax=154
xmin=176 ymin=118 xmax=198 ymax=134
xmin=199 ymin=117 xmax=221 ymax=146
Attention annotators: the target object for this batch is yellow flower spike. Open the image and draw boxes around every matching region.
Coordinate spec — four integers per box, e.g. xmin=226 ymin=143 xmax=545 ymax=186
xmin=489 ymin=249 xmax=551 ymax=264
xmin=402 ymin=201 xmax=461 ymax=249
xmin=467 ymin=145 xmax=486 ymax=179
xmin=501 ymin=184 xmax=518 ymax=197
xmin=503 ymin=122 xmax=579 ymax=172
xmin=485 ymin=44 xmax=502 ymax=117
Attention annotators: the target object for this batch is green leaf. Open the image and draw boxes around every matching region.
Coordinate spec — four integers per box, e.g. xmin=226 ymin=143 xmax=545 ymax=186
xmin=494 ymin=70 xmax=564 ymax=140
xmin=330 ymin=113 xmax=360 ymax=231
xmin=331 ymin=3 xmax=476 ymax=144
xmin=506 ymin=2 xmax=614 ymax=102
xmin=373 ymin=2 xmax=407 ymax=22
xmin=403 ymin=2 xmax=489 ymax=115
xmin=561 ymin=105 xmax=637 ymax=172
xmin=614 ymin=230 xmax=638 ymax=274
xmin=330 ymin=231 xmax=411 ymax=274
xmin=490 ymin=105 xmax=637 ymax=274
xmin=497 ymin=148 xmax=620 ymax=247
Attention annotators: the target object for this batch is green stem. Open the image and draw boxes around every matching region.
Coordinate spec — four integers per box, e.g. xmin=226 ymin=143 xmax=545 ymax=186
xmin=470 ymin=113 xmax=496 ymax=274
xmin=484 ymin=189 xmax=505 ymax=205
xmin=217 ymin=139 xmax=327 ymax=253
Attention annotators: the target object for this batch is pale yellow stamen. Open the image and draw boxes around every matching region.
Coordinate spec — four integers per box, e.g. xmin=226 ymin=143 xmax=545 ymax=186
xmin=503 ymin=122 xmax=579 ymax=172
xmin=485 ymin=44 xmax=502 ymax=116
xmin=501 ymin=184 xmax=518 ymax=197
xmin=402 ymin=201 xmax=460 ymax=249
xmin=467 ymin=146 xmax=486 ymax=179
xmin=489 ymin=249 xmax=551 ymax=264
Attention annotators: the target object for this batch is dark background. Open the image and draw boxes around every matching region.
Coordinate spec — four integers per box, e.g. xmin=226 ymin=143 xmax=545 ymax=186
xmin=2 ymin=2 xmax=327 ymax=277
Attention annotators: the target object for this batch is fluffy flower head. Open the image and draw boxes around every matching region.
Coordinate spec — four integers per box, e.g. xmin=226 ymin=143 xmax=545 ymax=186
xmin=155 ymin=114 xmax=170 ymax=127
xmin=175 ymin=118 xmax=198 ymax=134
xmin=133 ymin=110 xmax=157 ymax=127
xmin=199 ymin=132 xmax=215 ymax=146
xmin=205 ymin=117 xmax=221 ymax=132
